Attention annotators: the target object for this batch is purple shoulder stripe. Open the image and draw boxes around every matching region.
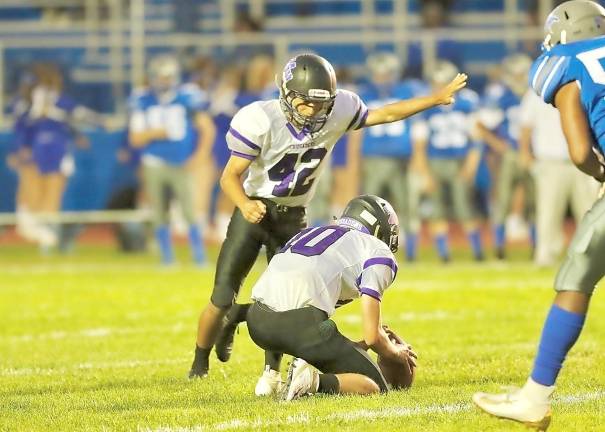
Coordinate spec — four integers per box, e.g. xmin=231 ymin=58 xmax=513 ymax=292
xmin=356 ymin=109 xmax=369 ymax=129
xmin=359 ymin=287 xmax=382 ymax=301
xmin=363 ymin=257 xmax=398 ymax=277
xmin=231 ymin=150 xmax=256 ymax=160
xmin=228 ymin=127 xmax=261 ymax=151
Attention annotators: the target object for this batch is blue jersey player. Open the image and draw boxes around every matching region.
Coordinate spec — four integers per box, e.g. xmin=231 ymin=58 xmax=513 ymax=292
xmin=351 ymin=52 xmax=424 ymax=261
xmin=129 ymin=55 xmax=216 ymax=265
xmin=474 ymin=2 xmax=605 ymax=429
xmin=477 ymin=54 xmax=535 ymax=259
xmin=412 ymin=60 xmax=484 ymax=262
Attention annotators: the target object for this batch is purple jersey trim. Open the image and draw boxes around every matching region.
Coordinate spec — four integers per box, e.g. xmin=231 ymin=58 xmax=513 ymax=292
xmin=356 ymin=109 xmax=369 ymax=129
xmin=286 ymin=122 xmax=309 ymax=140
xmin=228 ymin=127 xmax=261 ymax=151
xmin=230 ymin=150 xmax=256 ymax=160
xmin=359 ymin=287 xmax=382 ymax=301
xmin=363 ymin=257 xmax=398 ymax=277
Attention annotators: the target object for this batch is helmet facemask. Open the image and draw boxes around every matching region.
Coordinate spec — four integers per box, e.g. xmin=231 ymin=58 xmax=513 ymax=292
xmin=279 ymin=82 xmax=335 ymax=134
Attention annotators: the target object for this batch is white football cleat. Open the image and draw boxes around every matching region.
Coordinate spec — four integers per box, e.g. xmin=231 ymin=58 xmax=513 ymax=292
xmin=473 ymin=380 xmax=554 ymax=431
xmin=281 ymin=358 xmax=319 ymax=401
xmin=254 ymin=366 xmax=283 ymax=397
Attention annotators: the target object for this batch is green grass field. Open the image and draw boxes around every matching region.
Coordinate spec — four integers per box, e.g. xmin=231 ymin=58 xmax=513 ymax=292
xmin=1 ymin=244 xmax=604 ymax=431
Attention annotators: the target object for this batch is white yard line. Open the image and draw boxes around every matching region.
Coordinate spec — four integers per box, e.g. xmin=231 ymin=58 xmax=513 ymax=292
xmin=137 ymin=390 xmax=605 ymax=431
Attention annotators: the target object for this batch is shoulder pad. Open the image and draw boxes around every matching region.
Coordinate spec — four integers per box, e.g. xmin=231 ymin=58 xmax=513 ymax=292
xmin=529 ymin=52 xmax=573 ymax=105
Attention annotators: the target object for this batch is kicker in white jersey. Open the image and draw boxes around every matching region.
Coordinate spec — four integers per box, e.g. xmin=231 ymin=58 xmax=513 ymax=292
xmin=226 ymin=89 xmax=368 ymax=207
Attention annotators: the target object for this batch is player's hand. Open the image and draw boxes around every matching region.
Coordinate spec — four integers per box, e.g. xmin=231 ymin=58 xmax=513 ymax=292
xmin=393 ymin=344 xmax=418 ymax=368
xmin=434 ymin=73 xmax=468 ymax=105
xmin=240 ymin=199 xmax=266 ymax=224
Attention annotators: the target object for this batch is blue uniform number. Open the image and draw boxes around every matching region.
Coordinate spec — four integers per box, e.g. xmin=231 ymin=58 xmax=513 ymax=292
xmin=577 ymin=46 xmax=605 ymax=85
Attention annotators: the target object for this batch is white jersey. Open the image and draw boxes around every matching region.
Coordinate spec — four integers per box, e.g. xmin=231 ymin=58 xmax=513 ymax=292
xmin=226 ymin=90 xmax=368 ymax=206
xmin=251 ymin=225 xmax=397 ymax=317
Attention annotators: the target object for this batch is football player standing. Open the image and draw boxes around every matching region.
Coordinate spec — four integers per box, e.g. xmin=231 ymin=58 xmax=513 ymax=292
xmin=188 ymin=53 xmax=467 ymax=395
xmin=473 ymin=1 xmax=605 ymax=429
xmin=477 ymin=53 xmax=535 ymax=260
xmin=350 ymin=52 xmax=425 ymax=261
xmin=129 ymin=55 xmax=215 ymax=266
xmin=412 ymin=60 xmax=484 ymax=262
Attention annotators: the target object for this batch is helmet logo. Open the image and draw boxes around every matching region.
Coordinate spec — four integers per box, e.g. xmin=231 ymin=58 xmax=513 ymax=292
xmin=283 ymin=58 xmax=297 ymax=83
xmin=308 ymin=88 xmax=331 ymax=99
xmin=360 ymin=209 xmax=377 ymax=226
xmin=545 ymin=14 xmax=559 ymax=32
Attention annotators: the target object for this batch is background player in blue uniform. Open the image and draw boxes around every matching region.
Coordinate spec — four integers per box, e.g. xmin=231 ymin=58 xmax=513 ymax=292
xmin=474 ymin=2 xmax=605 ymax=429
xmin=351 ymin=52 xmax=424 ymax=261
xmin=129 ymin=55 xmax=216 ymax=265
xmin=478 ymin=53 xmax=535 ymax=259
xmin=412 ymin=60 xmax=484 ymax=262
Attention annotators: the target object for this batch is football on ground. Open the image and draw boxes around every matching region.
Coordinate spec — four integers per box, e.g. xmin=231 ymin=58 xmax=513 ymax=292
xmin=377 ymin=338 xmax=416 ymax=390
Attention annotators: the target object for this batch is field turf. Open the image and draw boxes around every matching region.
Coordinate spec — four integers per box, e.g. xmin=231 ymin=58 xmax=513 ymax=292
xmin=1 ymin=244 xmax=604 ymax=431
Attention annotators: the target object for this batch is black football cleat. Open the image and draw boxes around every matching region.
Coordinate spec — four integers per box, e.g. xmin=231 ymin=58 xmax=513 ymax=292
xmin=495 ymin=247 xmax=506 ymax=260
xmin=188 ymin=360 xmax=208 ymax=379
xmin=188 ymin=346 xmax=209 ymax=378
xmin=215 ymin=315 xmax=239 ymax=363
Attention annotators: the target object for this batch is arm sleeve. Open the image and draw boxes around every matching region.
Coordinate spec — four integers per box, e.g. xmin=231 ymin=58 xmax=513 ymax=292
xmin=337 ymin=89 xmax=369 ymax=131
xmin=225 ymin=103 xmax=268 ymax=160
xmin=357 ymin=254 xmax=398 ymax=301
xmin=529 ymin=53 xmax=573 ymax=105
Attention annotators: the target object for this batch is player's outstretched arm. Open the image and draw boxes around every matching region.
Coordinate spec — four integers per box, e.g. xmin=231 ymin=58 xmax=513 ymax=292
xmin=363 ymin=73 xmax=468 ymax=127
xmin=555 ymin=82 xmax=605 ymax=182
xmin=220 ymin=155 xmax=267 ymax=223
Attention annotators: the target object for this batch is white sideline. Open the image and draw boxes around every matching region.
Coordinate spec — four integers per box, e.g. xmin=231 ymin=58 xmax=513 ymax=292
xmin=137 ymin=391 xmax=605 ymax=431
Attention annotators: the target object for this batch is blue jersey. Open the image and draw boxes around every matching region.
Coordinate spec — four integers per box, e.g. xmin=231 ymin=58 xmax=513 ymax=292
xmin=358 ymin=81 xmax=422 ymax=158
xmin=211 ymin=91 xmax=259 ymax=168
xmin=529 ymin=35 xmax=605 ymax=159
xmin=479 ymin=83 xmax=522 ymax=150
xmin=415 ymin=88 xmax=480 ymax=159
xmin=128 ymin=83 xmax=208 ymax=165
